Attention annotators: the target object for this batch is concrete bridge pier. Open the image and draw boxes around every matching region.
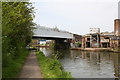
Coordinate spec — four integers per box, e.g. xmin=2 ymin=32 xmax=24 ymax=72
xmin=54 ymin=39 xmax=70 ymax=50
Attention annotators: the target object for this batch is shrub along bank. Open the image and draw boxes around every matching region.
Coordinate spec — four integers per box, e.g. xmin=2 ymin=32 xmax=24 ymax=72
xmin=2 ymin=49 xmax=29 ymax=78
xmin=36 ymin=51 xmax=72 ymax=78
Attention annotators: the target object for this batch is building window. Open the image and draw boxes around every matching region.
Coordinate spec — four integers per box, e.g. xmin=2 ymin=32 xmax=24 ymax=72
xmin=87 ymin=38 xmax=90 ymax=41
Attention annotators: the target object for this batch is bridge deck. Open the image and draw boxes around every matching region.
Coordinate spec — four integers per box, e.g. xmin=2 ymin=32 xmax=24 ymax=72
xmin=33 ymin=26 xmax=73 ymax=39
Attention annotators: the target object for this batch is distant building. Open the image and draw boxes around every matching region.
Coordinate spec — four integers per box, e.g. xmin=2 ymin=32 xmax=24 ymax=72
xmin=100 ymin=32 xmax=114 ymax=36
xmin=99 ymin=32 xmax=114 ymax=48
xmin=82 ymin=34 xmax=90 ymax=48
xmin=82 ymin=19 xmax=120 ymax=48
xmin=71 ymin=34 xmax=82 ymax=48
xmin=100 ymin=35 xmax=111 ymax=48
xmin=111 ymin=19 xmax=120 ymax=47
xmin=82 ymin=28 xmax=101 ymax=48
xmin=82 ymin=32 xmax=114 ymax=48
xmin=90 ymin=28 xmax=100 ymax=48
xmin=111 ymin=36 xmax=120 ymax=47
xmin=82 ymin=23 xmax=120 ymax=48
xmin=82 ymin=33 xmax=101 ymax=48
xmin=89 ymin=28 xmax=100 ymax=34
xmin=73 ymin=34 xmax=82 ymax=42
xmin=39 ymin=40 xmax=46 ymax=45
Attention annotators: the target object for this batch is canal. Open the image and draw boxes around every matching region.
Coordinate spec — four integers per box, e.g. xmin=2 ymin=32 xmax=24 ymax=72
xmin=39 ymin=48 xmax=120 ymax=78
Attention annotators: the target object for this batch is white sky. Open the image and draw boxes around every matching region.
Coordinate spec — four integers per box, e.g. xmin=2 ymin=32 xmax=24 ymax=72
xmin=30 ymin=0 xmax=120 ymax=35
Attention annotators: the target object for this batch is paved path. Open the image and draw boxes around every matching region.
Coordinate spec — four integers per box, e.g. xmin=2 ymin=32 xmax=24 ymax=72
xmin=19 ymin=50 xmax=43 ymax=78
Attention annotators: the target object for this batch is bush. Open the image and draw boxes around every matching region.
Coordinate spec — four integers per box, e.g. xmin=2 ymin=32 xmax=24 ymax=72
xmin=2 ymin=50 xmax=29 ymax=78
xmin=36 ymin=51 xmax=72 ymax=78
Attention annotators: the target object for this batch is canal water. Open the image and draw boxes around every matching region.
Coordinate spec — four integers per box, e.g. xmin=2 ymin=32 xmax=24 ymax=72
xmin=39 ymin=48 xmax=120 ymax=78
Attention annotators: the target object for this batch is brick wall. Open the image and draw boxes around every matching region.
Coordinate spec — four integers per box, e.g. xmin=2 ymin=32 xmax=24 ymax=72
xmin=114 ymin=19 xmax=120 ymax=36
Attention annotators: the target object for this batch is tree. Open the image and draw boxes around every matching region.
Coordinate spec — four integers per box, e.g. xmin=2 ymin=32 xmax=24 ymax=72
xmin=2 ymin=2 xmax=35 ymax=67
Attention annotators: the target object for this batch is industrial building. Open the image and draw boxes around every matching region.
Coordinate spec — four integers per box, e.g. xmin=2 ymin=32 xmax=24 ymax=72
xmin=110 ymin=19 xmax=120 ymax=47
xmin=82 ymin=28 xmax=101 ymax=48
xmin=82 ymin=19 xmax=120 ymax=48
xmin=70 ymin=34 xmax=82 ymax=48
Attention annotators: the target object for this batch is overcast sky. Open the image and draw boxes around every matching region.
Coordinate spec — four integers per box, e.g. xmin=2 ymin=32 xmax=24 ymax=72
xmin=30 ymin=0 xmax=119 ymax=35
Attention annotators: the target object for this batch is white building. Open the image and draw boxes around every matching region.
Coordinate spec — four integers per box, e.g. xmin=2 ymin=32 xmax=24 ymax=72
xmin=39 ymin=40 xmax=46 ymax=45
xmin=89 ymin=28 xmax=100 ymax=34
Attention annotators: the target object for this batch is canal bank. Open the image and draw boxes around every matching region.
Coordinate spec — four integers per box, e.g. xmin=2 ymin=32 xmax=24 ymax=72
xmin=39 ymin=47 xmax=120 ymax=78
xmin=71 ymin=48 xmax=120 ymax=53
xmin=36 ymin=50 xmax=72 ymax=78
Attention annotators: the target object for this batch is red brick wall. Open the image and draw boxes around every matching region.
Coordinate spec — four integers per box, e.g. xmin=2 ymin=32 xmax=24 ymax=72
xmin=114 ymin=19 xmax=120 ymax=36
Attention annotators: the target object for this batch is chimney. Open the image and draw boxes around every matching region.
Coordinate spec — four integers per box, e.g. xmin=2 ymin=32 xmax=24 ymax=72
xmin=118 ymin=1 xmax=120 ymax=19
xmin=114 ymin=19 xmax=120 ymax=36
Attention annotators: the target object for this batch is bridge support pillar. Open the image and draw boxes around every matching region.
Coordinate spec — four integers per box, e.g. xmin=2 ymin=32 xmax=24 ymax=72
xmin=54 ymin=39 xmax=70 ymax=50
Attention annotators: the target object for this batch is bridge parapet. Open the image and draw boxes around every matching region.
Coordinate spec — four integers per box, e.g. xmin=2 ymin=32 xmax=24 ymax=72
xmin=33 ymin=25 xmax=73 ymax=39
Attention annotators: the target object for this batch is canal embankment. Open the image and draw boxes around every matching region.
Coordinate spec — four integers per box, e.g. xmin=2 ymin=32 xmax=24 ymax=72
xmin=71 ymin=48 xmax=120 ymax=53
xmin=36 ymin=50 xmax=72 ymax=78
xmin=39 ymin=47 xmax=120 ymax=78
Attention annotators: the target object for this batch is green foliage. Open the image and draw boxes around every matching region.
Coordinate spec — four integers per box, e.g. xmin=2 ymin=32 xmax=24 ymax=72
xmin=75 ymin=41 xmax=82 ymax=47
xmin=2 ymin=2 xmax=35 ymax=78
xmin=49 ymin=41 xmax=55 ymax=50
xmin=2 ymin=50 xmax=29 ymax=78
xmin=36 ymin=51 xmax=72 ymax=78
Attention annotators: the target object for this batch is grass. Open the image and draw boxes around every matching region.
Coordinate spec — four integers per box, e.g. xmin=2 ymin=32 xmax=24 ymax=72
xmin=36 ymin=51 xmax=72 ymax=78
xmin=2 ymin=50 xmax=29 ymax=78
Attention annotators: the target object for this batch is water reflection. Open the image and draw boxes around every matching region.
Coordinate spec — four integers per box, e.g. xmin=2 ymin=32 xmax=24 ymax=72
xmin=113 ymin=53 xmax=120 ymax=79
xmin=39 ymin=48 xmax=120 ymax=78
xmin=39 ymin=48 xmax=52 ymax=57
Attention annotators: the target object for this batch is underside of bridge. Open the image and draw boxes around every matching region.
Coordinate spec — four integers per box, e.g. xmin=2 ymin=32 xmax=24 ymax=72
xmin=32 ymin=36 xmax=67 ymax=40
xmin=32 ymin=26 xmax=73 ymax=50
xmin=32 ymin=36 xmax=71 ymax=50
xmin=54 ymin=39 xmax=70 ymax=50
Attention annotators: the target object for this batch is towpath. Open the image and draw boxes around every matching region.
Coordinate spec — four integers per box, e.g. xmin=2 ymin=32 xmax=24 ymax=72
xmin=19 ymin=50 xmax=43 ymax=78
